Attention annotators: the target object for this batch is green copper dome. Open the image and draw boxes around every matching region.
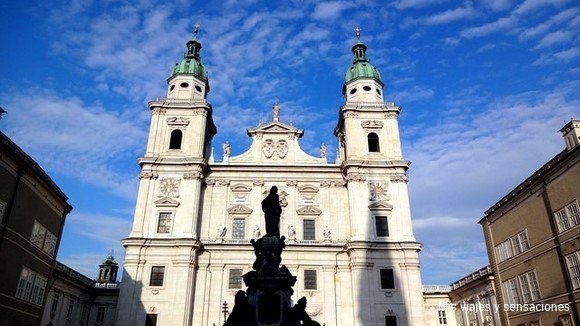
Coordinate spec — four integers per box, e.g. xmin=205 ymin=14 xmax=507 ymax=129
xmin=169 ymin=38 xmax=208 ymax=81
xmin=344 ymin=41 xmax=382 ymax=84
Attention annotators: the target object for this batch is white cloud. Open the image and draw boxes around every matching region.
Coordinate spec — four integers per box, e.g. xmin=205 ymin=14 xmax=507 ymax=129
xmin=393 ymin=0 xmax=448 ymax=10
xmin=312 ymin=1 xmax=353 ymax=20
xmin=512 ymin=0 xmax=570 ymax=16
xmin=423 ymin=3 xmax=476 ymax=25
xmin=481 ymin=0 xmax=514 ymax=11
xmin=2 ymin=91 xmax=146 ymax=199
xmin=535 ymin=30 xmax=575 ymax=48
xmin=534 ymin=47 xmax=580 ymax=65
xmin=460 ymin=16 xmax=517 ymax=38
xmin=518 ymin=7 xmax=579 ymax=40
xmin=392 ymin=85 xmax=435 ymax=103
xmin=68 ymin=212 xmax=133 ymax=247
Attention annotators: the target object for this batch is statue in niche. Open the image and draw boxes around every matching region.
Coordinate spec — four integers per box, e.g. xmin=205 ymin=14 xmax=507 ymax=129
xmin=262 ymin=186 xmax=282 ymax=238
xmin=323 ymin=226 xmax=331 ymax=241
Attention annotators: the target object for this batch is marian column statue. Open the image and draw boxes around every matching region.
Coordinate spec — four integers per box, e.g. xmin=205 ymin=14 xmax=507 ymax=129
xmin=262 ymin=186 xmax=282 ymax=238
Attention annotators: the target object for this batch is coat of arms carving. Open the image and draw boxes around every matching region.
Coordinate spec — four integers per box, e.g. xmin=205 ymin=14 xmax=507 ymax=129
xmin=276 ymin=139 xmax=288 ymax=158
xmin=263 ymin=139 xmax=275 ymax=158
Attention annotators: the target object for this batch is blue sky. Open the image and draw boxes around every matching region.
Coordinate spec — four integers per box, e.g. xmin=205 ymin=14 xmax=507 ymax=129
xmin=0 ymin=0 xmax=578 ymax=284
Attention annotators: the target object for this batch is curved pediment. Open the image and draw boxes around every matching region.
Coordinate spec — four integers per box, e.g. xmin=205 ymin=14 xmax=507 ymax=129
xmin=298 ymin=184 xmax=319 ymax=193
xmin=231 ymin=183 xmax=252 ymax=193
xmin=225 ymin=119 xmax=327 ymax=165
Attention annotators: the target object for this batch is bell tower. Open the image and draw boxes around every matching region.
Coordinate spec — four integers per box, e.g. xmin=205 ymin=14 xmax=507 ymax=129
xmin=117 ymin=26 xmax=215 ymax=325
xmin=334 ymin=29 xmax=425 ymax=325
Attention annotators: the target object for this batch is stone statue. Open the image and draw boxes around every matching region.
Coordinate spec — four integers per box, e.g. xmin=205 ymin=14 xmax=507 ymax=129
xmin=224 ymin=290 xmax=257 ymax=326
xmin=253 ymin=225 xmax=261 ymax=239
xmin=273 ymin=103 xmax=280 ymax=121
xmin=223 ymin=141 xmax=231 ymax=157
xmin=288 ymin=225 xmax=296 ymax=240
xmin=283 ymin=297 xmax=313 ymax=326
xmin=323 ymin=226 xmax=331 ymax=241
xmin=217 ymin=225 xmax=227 ymax=238
xmin=262 ymin=186 xmax=282 ymax=238
xmin=320 ymin=143 xmax=327 ymax=158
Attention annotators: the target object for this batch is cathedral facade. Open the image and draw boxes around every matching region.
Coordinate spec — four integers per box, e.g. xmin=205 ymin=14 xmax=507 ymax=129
xmin=116 ymin=33 xmax=425 ymax=326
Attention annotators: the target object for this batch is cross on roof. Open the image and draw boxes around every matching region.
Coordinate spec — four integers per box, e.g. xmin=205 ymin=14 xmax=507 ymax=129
xmin=354 ymin=26 xmax=362 ymax=39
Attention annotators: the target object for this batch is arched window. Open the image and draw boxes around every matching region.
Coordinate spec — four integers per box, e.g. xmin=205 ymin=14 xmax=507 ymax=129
xmin=368 ymin=132 xmax=380 ymax=152
xmin=169 ymin=129 xmax=183 ymax=149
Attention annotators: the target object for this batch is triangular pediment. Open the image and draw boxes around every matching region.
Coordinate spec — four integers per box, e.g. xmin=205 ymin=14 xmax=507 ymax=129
xmin=296 ymin=205 xmax=322 ymax=216
xmin=248 ymin=121 xmax=304 ymax=137
xmin=368 ymin=201 xmax=393 ymax=211
xmin=154 ymin=197 xmax=180 ymax=207
xmin=227 ymin=204 xmax=253 ymax=214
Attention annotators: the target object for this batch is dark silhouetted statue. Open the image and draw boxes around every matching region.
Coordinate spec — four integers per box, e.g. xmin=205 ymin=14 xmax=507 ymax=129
xmin=262 ymin=186 xmax=282 ymax=238
xmin=224 ymin=290 xmax=256 ymax=326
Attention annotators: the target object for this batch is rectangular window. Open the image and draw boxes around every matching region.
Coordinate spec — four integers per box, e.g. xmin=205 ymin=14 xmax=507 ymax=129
xmin=30 ymin=221 xmax=47 ymax=248
xmin=66 ymin=298 xmax=76 ymax=322
xmin=80 ymin=304 xmax=88 ymax=326
xmin=495 ymin=230 xmax=529 ymax=262
xmin=43 ymin=231 xmax=57 ymax=256
xmin=559 ymin=315 xmax=573 ymax=326
xmin=380 ymin=269 xmax=395 ymax=289
xmin=385 ymin=315 xmax=397 ymax=326
xmin=157 ymin=213 xmax=171 ymax=234
xmin=303 ymin=219 xmax=315 ymax=240
xmin=525 ymin=270 xmax=541 ymax=301
xmin=96 ymin=306 xmax=106 ymax=323
xmin=565 ymin=251 xmax=580 ymax=289
xmin=0 ymin=199 xmax=6 ymax=220
xmin=232 ymin=218 xmax=245 ymax=239
xmin=51 ymin=293 xmax=60 ymax=314
xmin=149 ymin=266 xmax=165 ymax=287
xmin=228 ymin=269 xmax=243 ymax=289
xmin=437 ymin=310 xmax=447 ymax=324
xmin=529 ymin=321 xmax=540 ymax=326
xmin=375 ymin=216 xmax=389 ymax=237
xmin=304 ymin=270 xmax=317 ymax=290
xmin=502 ymin=278 xmax=521 ymax=305
xmin=554 ymin=200 xmax=580 ymax=233
xmin=31 ymin=274 xmax=47 ymax=306
xmin=16 ymin=266 xmax=36 ymax=303
xmin=145 ymin=314 xmax=158 ymax=326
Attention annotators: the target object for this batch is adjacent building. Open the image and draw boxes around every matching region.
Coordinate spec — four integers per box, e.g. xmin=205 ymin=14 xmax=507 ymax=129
xmin=448 ymin=266 xmax=499 ymax=326
xmin=40 ymin=255 xmax=120 ymax=326
xmin=479 ymin=120 xmax=580 ymax=326
xmin=0 ymin=131 xmax=73 ymax=326
xmin=116 ymin=33 xmax=425 ymax=325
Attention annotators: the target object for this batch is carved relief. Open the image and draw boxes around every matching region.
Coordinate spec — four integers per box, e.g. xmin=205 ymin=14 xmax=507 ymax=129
xmin=390 ymin=173 xmax=408 ymax=183
xmin=151 ymin=108 xmax=166 ymax=115
xmin=369 ymin=182 xmax=389 ymax=201
xmin=361 ymin=120 xmax=384 ymax=129
xmin=320 ymin=180 xmax=332 ymax=188
xmin=191 ymin=108 xmax=207 ymax=116
xmin=345 ymin=173 xmax=366 ymax=182
xmin=385 ymin=112 xmax=398 ymax=119
xmin=159 ymin=178 xmax=180 ymax=197
xmin=253 ymin=180 xmax=264 ymax=186
xmin=166 ymin=117 xmax=190 ymax=126
xmin=298 ymin=184 xmax=318 ymax=204
xmin=276 ymin=139 xmax=288 ymax=158
xmin=183 ymin=172 xmax=203 ymax=180
xmin=227 ymin=204 xmax=253 ymax=214
xmin=323 ymin=226 xmax=332 ymax=241
xmin=217 ymin=179 xmax=231 ymax=186
xmin=343 ymin=112 xmax=359 ymax=119
xmin=296 ymin=205 xmax=322 ymax=216
xmin=204 ymin=179 xmax=217 ymax=186
xmin=139 ymin=172 xmax=158 ymax=179
xmin=231 ymin=184 xmax=251 ymax=204
xmin=263 ymin=139 xmax=275 ymax=158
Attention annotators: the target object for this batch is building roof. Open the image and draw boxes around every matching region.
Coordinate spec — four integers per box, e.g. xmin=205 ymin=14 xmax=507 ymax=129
xmin=479 ymin=144 xmax=579 ymax=223
xmin=0 ymin=131 xmax=72 ymax=210
xmin=344 ymin=40 xmax=383 ymax=85
xmin=169 ymin=37 xmax=208 ymax=82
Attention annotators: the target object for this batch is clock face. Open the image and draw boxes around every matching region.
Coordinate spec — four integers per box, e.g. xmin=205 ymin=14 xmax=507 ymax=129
xmin=160 ymin=178 xmax=180 ymax=197
xmin=370 ymin=183 xmax=388 ymax=201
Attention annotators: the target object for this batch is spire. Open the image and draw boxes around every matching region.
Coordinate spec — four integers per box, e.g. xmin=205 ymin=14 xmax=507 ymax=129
xmin=352 ymin=26 xmax=368 ymax=63
xmin=186 ymin=24 xmax=202 ymax=60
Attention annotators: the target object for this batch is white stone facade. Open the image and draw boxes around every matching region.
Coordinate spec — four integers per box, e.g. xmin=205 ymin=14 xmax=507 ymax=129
xmin=116 ymin=37 xmax=425 ymax=326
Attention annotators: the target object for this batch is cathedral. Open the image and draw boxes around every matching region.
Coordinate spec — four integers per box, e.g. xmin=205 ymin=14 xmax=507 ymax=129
xmin=116 ymin=30 xmax=425 ymax=326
